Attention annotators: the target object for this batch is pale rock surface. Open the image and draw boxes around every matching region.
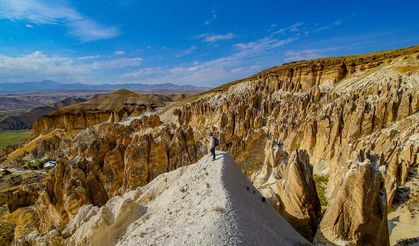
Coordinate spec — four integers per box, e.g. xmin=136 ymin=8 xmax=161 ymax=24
xmin=316 ymin=153 xmax=389 ymax=246
xmin=252 ymin=141 xmax=321 ymax=241
xmin=388 ymin=166 xmax=419 ymax=245
xmin=65 ymin=152 xmax=310 ymax=246
xmin=275 ymin=150 xmax=321 ymax=241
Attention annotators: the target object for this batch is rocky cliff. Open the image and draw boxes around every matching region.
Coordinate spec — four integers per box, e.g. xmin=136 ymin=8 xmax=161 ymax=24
xmin=32 ymin=89 xmax=170 ymax=135
xmin=167 ymin=45 xmax=418 ymax=208
xmin=3 ymin=45 xmax=419 ymax=245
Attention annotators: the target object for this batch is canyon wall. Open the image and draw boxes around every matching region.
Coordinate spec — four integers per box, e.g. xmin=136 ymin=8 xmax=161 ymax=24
xmin=32 ymin=106 xmax=155 ymax=135
xmin=167 ymin=46 xmax=419 ymax=211
xmin=3 ymin=46 xmax=418 ymax=244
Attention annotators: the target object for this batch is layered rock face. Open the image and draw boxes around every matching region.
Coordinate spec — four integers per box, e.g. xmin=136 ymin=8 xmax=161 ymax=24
xmin=163 ymin=46 xmax=418 ymax=242
xmin=0 ymin=171 xmax=46 ymax=213
xmin=0 ymin=171 xmax=46 ymax=244
xmin=316 ymin=152 xmax=389 ymax=246
xmin=275 ymin=150 xmax=321 ymax=241
xmin=33 ymin=118 xmax=201 ymax=234
xmin=167 ymin=46 xmax=419 ymax=210
xmin=0 ymin=97 xmax=87 ymax=131
xmin=252 ymin=142 xmax=321 ymax=240
xmin=32 ymin=89 xmax=165 ymax=135
xmin=4 ymin=46 xmax=419 ymax=244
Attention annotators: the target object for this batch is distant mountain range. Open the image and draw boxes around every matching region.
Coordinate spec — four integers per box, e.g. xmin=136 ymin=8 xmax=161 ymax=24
xmin=0 ymin=97 xmax=86 ymax=131
xmin=0 ymin=80 xmax=210 ymax=93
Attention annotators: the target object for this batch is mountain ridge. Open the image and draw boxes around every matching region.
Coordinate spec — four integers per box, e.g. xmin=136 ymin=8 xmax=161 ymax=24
xmin=0 ymin=80 xmax=210 ymax=93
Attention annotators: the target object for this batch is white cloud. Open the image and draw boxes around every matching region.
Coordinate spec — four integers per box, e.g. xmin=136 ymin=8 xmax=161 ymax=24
xmin=0 ymin=0 xmax=120 ymax=41
xmin=176 ymin=46 xmax=197 ymax=57
xmin=120 ymin=67 xmax=162 ymax=79
xmin=114 ymin=50 xmax=125 ymax=55
xmin=204 ymin=9 xmax=217 ymax=25
xmin=312 ymin=20 xmax=343 ymax=32
xmin=271 ymin=22 xmax=303 ymax=35
xmin=89 ymin=57 xmax=142 ymax=69
xmin=231 ymin=67 xmax=244 ymax=73
xmin=68 ymin=19 xmax=119 ymax=42
xmin=234 ymin=37 xmax=296 ymax=51
xmin=0 ymin=51 xmax=141 ymax=82
xmin=25 ymin=24 xmax=34 ymax=28
xmin=77 ymin=55 xmax=101 ymax=60
xmin=121 ymin=36 xmax=296 ymax=85
xmin=199 ymin=33 xmax=236 ymax=42
xmin=284 ymin=49 xmax=324 ymax=62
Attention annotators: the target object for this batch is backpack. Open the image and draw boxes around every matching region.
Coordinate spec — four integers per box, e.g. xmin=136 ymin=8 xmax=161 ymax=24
xmin=214 ymin=137 xmax=220 ymax=146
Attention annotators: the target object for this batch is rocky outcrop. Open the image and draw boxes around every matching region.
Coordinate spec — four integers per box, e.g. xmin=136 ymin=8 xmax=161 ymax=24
xmin=275 ymin=150 xmax=321 ymax=241
xmin=0 ymin=220 xmax=15 ymax=245
xmin=32 ymin=89 xmax=164 ymax=135
xmin=63 ymin=195 xmax=144 ymax=246
xmin=253 ymin=144 xmax=321 ymax=241
xmin=316 ymin=153 xmax=389 ymax=246
xmin=63 ymin=152 xmax=309 ymax=246
xmin=166 ymin=46 xmax=419 ymax=213
xmin=0 ymin=207 xmax=37 ymax=242
xmin=0 ymin=171 xmax=46 ymax=213
xmin=34 ymin=118 xmax=202 ymax=233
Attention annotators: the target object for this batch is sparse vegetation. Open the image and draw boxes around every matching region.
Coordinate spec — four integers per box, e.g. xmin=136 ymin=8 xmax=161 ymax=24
xmin=25 ymin=159 xmax=48 ymax=170
xmin=394 ymin=65 xmax=419 ymax=73
xmin=0 ymin=129 xmax=32 ymax=150
xmin=314 ymin=174 xmax=329 ymax=211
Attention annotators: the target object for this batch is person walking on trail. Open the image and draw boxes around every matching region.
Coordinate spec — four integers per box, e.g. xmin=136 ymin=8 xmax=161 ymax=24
xmin=209 ymin=132 xmax=219 ymax=161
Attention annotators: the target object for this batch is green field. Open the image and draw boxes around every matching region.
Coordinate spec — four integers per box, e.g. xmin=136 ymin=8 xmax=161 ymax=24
xmin=0 ymin=129 xmax=32 ymax=150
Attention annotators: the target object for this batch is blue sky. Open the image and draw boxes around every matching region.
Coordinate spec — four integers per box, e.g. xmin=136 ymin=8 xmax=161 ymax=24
xmin=0 ymin=0 xmax=418 ymax=87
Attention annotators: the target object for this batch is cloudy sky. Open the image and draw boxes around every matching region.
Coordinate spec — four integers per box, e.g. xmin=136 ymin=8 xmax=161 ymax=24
xmin=0 ymin=0 xmax=418 ymax=86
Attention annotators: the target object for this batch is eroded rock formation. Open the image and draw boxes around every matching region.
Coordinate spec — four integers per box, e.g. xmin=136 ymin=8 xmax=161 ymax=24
xmin=166 ymin=46 xmax=419 ymax=215
xmin=3 ymin=46 xmax=419 ymax=244
xmin=316 ymin=153 xmax=389 ymax=246
xmin=32 ymin=89 xmax=164 ymax=134
xmin=33 ymin=118 xmax=201 ymax=233
xmin=252 ymin=143 xmax=321 ymax=241
xmin=275 ymin=150 xmax=321 ymax=241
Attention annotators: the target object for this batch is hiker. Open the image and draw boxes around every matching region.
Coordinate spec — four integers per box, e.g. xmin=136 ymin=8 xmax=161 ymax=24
xmin=209 ymin=132 xmax=219 ymax=161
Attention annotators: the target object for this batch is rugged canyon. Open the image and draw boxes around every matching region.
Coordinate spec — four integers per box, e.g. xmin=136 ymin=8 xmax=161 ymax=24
xmin=1 ymin=45 xmax=418 ymax=245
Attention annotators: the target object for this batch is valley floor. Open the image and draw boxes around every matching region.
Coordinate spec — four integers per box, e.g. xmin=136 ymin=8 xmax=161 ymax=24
xmin=0 ymin=129 xmax=31 ymax=150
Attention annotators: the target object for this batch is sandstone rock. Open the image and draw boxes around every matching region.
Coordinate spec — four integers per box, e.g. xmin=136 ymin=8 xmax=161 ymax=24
xmin=0 ymin=220 xmax=15 ymax=246
xmin=0 ymin=207 xmax=37 ymax=241
xmin=64 ymin=196 xmax=144 ymax=246
xmin=32 ymin=89 xmax=165 ymax=135
xmin=34 ymin=124 xmax=200 ymax=234
xmin=24 ymin=229 xmax=64 ymax=246
xmin=129 ymin=114 xmax=162 ymax=130
xmin=252 ymin=139 xmax=288 ymax=187
xmin=275 ymin=149 xmax=321 ymax=241
xmin=5 ymin=187 xmax=39 ymax=212
xmin=316 ymin=154 xmax=389 ymax=246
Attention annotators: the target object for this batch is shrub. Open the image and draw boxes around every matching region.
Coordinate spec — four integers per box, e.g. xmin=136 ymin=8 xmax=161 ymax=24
xmin=314 ymin=174 xmax=329 ymax=212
